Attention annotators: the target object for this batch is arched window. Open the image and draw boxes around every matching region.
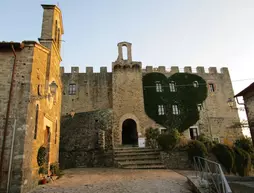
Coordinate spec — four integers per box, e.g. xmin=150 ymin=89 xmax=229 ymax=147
xmin=193 ymin=81 xmax=199 ymax=88
xmin=122 ymin=45 xmax=128 ymax=60
xmin=34 ymin=104 xmax=39 ymax=139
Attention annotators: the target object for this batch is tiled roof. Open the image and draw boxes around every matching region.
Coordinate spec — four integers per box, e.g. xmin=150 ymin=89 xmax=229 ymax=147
xmin=235 ymin=82 xmax=254 ymax=97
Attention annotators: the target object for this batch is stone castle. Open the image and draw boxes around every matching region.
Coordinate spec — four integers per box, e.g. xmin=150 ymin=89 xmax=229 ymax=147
xmin=0 ymin=4 xmax=242 ymax=193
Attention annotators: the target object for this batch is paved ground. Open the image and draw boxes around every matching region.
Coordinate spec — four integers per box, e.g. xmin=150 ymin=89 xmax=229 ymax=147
xmin=30 ymin=168 xmax=193 ymax=193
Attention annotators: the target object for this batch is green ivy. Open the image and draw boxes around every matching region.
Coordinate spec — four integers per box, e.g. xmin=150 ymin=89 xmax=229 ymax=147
xmin=142 ymin=72 xmax=207 ymax=132
xmin=37 ymin=146 xmax=47 ymax=167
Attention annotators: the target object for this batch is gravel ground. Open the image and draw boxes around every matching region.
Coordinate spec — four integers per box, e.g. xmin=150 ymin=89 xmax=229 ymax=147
xmin=29 ymin=168 xmax=193 ymax=193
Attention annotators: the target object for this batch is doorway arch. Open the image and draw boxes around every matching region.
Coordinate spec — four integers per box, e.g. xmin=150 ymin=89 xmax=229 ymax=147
xmin=122 ymin=119 xmax=138 ymax=145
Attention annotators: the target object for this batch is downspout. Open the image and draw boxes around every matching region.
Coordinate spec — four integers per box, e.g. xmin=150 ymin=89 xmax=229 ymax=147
xmin=0 ymin=44 xmax=17 ymax=184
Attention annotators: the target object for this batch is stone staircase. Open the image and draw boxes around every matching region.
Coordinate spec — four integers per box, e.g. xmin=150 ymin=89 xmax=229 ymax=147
xmin=114 ymin=147 xmax=166 ymax=169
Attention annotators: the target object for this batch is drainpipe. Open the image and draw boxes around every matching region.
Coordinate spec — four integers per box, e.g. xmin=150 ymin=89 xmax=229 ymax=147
xmin=0 ymin=44 xmax=17 ymax=185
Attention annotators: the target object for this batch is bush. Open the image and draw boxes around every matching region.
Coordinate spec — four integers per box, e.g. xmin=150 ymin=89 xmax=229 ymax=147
xmin=50 ymin=162 xmax=61 ymax=176
xmin=157 ymin=129 xmax=180 ymax=151
xmin=234 ymin=147 xmax=252 ymax=176
xmin=197 ymin=134 xmax=214 ymax=152
xmin=234 ymin=137 xmax=254 ymax=153
xmin=212 ymin=144 xmax=234 ymax=174
xmin=37 ymin=146 xmax=47 ymax=167
xmin=145 ymin=127 xmax=160 ymax=148
xmin=187 ymin=140 xmax=207 ymax=163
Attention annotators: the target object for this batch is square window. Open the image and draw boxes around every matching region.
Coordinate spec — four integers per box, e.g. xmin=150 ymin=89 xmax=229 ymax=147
xmin=158 ymin=105 xmax=165 ymax=115
xmin=169 ymin=82 xmax=176 ymax=92
xmin=209 ymin=83 xmax=215 ymax=92
xmin=69 ymin=84 xmax=76 ymax=95
xmin=197 ymin=104 xmax=203 ymax=111
xmin=189 ymin=127 xmax=199 ymax=140
xmin=172 ymin=104 xmax=180 ymax=115
xmin=155 ymin=81 xmax=163 ymax=92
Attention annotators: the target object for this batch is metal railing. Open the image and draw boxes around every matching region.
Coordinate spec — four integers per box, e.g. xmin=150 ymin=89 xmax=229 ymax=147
xmin=193 ymin=156 xmax=232 ymax=193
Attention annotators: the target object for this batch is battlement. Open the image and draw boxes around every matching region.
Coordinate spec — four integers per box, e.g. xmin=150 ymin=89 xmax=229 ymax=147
xmin=60 ymin=66 xmax=108 ymax=75
xmin=142 ymin=66 xmax=230 ymax=75
xmin=60 ymin=66 xmax=230 ymax=76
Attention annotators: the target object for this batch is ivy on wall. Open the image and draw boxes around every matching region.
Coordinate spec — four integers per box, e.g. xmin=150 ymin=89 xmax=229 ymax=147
xmin=142 ymin=72 xmax=208 ymax=132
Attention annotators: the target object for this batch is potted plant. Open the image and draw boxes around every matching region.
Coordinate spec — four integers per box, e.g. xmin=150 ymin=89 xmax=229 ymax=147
xmin=38 ymin=165 xmax=48 ymax=184
xmin=50 ymin=162 xmax=60 ymax=180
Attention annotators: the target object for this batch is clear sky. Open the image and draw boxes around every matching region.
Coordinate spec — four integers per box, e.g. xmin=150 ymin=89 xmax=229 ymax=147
xmin=1 ymin=0 xmax=254 ymax=122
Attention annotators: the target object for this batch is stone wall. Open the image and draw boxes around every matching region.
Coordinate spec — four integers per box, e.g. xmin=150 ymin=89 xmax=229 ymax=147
xmin=160 ymin=151 xmax=192 ymax=170
xmin=243 ymin=91 xmax=254 ymax=144
xmin=59 ymin=109 xmax=113 ymax=169
xmin=61 ymin=67 xmax=112 ymax=116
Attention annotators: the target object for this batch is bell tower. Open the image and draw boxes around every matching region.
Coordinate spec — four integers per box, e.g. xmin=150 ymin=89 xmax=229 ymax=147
xmin=39 ymin=4 xmax=64 ymax=53
xmin=112 ymin=42 xmax=150 ymax=147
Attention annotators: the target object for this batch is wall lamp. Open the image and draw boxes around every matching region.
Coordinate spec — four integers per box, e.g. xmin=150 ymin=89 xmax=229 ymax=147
xmin=30 ymin=81 xmax=58 ymax=102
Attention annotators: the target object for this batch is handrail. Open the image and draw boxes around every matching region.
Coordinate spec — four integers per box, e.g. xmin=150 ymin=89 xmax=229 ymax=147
xmin=193 ymin=156 xmax=232 ymax=193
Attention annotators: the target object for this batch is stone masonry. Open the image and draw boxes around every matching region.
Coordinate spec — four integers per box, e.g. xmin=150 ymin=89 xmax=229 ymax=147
xmin=0 ymin=5 xmax=63 ymax=193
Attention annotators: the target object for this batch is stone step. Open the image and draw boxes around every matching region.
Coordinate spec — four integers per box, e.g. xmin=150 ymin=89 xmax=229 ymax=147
xmin=122 ymin=164 xmax=166 ymax=169
xmin=118 ymin=160 xmax=162 ymax=166
xmin=114 ymin=151 xmax=160 ymax=157
xmin=114 ymin=149 xmax=159 ymax=154
xmin=114 ymin=155 xmax=160 ymax=161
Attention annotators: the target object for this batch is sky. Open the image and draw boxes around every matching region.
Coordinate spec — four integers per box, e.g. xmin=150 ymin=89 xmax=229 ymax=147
xmin=1 ymin=0 xmax=254 ymax=127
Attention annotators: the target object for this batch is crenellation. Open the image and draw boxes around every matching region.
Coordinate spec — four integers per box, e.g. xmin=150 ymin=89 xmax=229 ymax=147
xmin=220 ymin=67 xmax=229 ymax=75
xmin=184 ymin=66 xmax=192 ymax=73
xmin=60 ymin=66 xmax=64 ymax=74
xmin=196 ymin=66 xmax=205 ymax=74
xmin=171 ymin=66 xmax=179 ymax=73
xmin=208 ymin=67 xmax=217 ymax=74
xmin=100 ymin=67 xmax=107 ymax=73
xmin=158 ymin=66 xmax=166 ymax=72
xmin=86 ymin=67 xmax=93 ymax=73
xmin=71 ymin=66 xmax=79 ymax=73
xmin=146 ymin=66 xmax=153 ymax=72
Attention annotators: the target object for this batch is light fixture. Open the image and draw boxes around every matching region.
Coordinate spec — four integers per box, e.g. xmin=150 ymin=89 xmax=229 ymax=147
xmin=227 ymin=98 xmax=234 ymax=108
xmin=70 ymin=110 xmax=75 ymax=118
xmin=49 ymin=81 xmax=58 ymax=95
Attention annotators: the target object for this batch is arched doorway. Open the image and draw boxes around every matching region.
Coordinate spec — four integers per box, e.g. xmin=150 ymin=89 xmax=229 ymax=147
xmin=122 ymin=119 xmax=138 ymax=145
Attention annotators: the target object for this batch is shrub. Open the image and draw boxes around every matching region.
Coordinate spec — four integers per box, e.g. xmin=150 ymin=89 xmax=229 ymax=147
xmin=145 ymin=127 xmax=160 ymax=148
xmin=234 ymin=147 xmax=251 ymax=176
xmin=212 ymin=144 xmax=234 ymax=174
xmin=157 ymin=129 xmax=180 ymax=151
xmin=38 ymin=165 xmax=47 ymax=175
xmin=37 ymin=146 xmax=47 ymax=167
xmin=234 ymin=137 xmax=254 ymax=153
xmin=176 ymin=134 xmax=190 ymax=150
xmin=187 ymin=140 xmax=207 ymax=163
xmin=197 ymin=134 xmax=214 ymax=152
xmin=50 ymin=162 xmax=61 ymax=176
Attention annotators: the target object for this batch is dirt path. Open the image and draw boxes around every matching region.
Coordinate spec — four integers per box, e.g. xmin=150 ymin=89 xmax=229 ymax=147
xmin=29 ymin=168 xmax=193 ymax=193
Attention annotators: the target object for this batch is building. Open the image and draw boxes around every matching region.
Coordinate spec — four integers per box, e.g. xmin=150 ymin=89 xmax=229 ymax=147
xmin=60 ymin=42 xmax=243 ymax=168
xmin=235 ymin=83 xmax=254 ymax=145
xmin=0 ymin=5 xmax=63 ymax=193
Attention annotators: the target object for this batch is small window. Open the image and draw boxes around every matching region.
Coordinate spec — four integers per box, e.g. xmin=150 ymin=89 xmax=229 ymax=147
xmin=172 ymin=104 xmax=180 ymax=115
xmin=209 ymin=83 xmax=215 ymax=92
xmin=155 ymin=81 xmax=163 ymax=92
xmin=197 ymin=104 xmax=203 ymax=111
xmin=158 ymin=105 xmax=165 ymax=115
xmin=193 ymin=81 xmax=199 ymax=88
xmin=69 ymin=84 xmax=76 ymax=95
xmin=189 ymin=127 xmax=199 ymax=140
xmin=34 ymin=104 xmax=39 ymax=139
xmin=169 ymin=81 xmax=176 ymax=92
xmin=213 ymin=137 xmax=220 ymax=143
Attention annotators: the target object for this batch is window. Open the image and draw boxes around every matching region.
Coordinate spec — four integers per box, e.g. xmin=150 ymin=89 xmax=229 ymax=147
xmin=169 ymin=81 xmax=176 ymax=92
xmin=158 ymin=105 xmax=165 ymax=115
xmin=189 ymin=127 xmax=199 ymax=140
xmin=34 ymin=104 xmax=39 ymax=139
xmin=55 ymin=20 xmax=58 ymax=42
xmin=172 ymin=104 xmax=180 ymax=115
xmin=155 ymin=81 xmax=163 ymax=92
xmin=213 ymin=137 xmax=220 ymax=143
xmin=55 ymin=121 xmax=57 ymax=144
xmin=159 ymin=127 xmax=167 ymax=134
xmin=197 ymin=104 xmax=203 ymax=111
xmin=209 ymin=83 xmax=215 ymax=92
xmin=193 ymin=81 xmax=199 ymax=88
xmin=69 ymin=84 xmax=76 ymax=95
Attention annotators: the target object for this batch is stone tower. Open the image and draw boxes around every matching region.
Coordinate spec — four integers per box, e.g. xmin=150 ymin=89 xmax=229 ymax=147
xmin=112 ymin=42 xmax=155 ymax=146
